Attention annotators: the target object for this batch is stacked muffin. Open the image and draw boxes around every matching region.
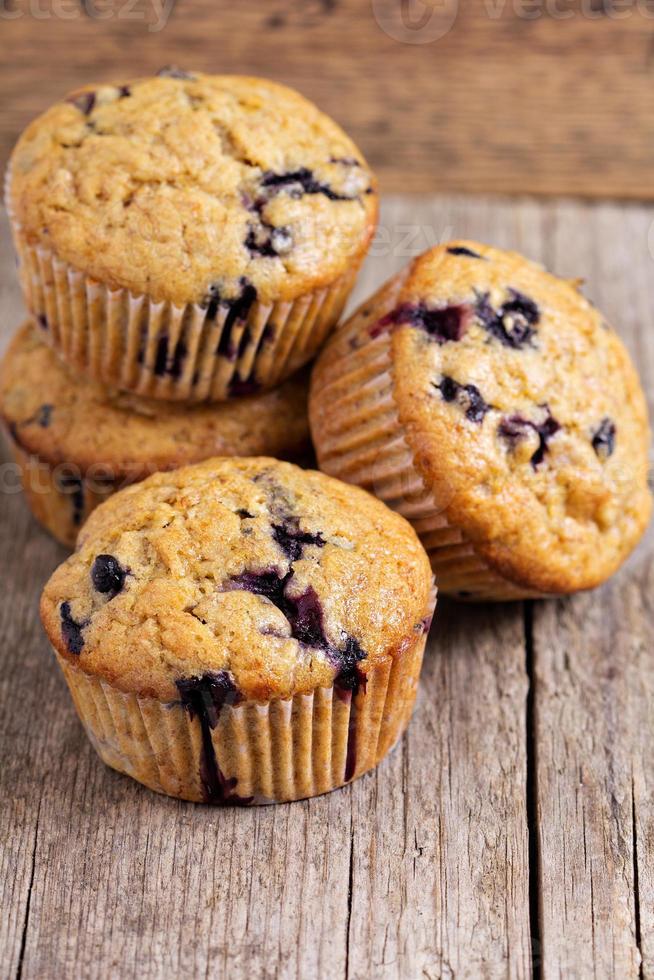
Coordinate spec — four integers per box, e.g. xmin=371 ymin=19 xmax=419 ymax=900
xmin=310 ymin=242 xmax=652 ymax=600
xmin=5 ymin=72 xmax=652 ymax=807
xmin=2 ymin=71 xmax=435 ymax=806
xmin=1 ymin=69 xmax=378 ymax=544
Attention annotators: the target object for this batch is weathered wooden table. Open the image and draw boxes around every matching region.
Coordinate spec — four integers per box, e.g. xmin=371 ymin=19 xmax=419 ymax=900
xmin=1 ymin=196 xmax=652 ymax=980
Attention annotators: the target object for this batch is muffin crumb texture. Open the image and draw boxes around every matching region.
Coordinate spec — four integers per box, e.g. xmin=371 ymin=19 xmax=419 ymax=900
xmin=9 ymin=73 xmax=377 ymax=305
xmin=311 ymin=241 xmax=652 ymax=594
xmin=40 ymin=458 xmax=433 ymax=703
xmin=0 ymin=320 xmax=312 ymax=476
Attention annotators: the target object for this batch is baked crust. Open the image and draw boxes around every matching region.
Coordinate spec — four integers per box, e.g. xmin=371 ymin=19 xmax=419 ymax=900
xmin=8 ymin=73 xmax=378 ymax=305
xmin=0 ymin=320 xmax=312 ymax=476
xmin=311 ymin=242 xmax=652 ymax=595
xmin=40 ymin=457 xmax=434 ymax=702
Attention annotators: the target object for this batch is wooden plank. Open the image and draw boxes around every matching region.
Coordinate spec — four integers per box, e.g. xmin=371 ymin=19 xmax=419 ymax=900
xmin=0 ymin=458 xmax=68 ymax=979
xmin=2 ymin=196 xmax=653 ymax=978
xmin=0 ymin=197 xmax=534 ymax=978
xmin=345 ymin=602 xmax=532 ymax=979
xmin=0 ymin=208 xmax=54 ymax=979
xmin=530 ymin=201 xmax=654 ymax=979
xmin=1 ymin=0 xmax=654 ymax=198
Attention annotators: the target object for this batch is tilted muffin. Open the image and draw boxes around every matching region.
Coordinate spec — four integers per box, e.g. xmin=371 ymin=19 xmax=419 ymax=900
xmin=40 ymin=457 xmax=435 ymax=804
xmin=7 ymin=69 xmax=377 ymax=402
xmin=310 ymin=242 xmax=652 ymax=600
xmin=0 ymin=319 xmax=312 ymax=547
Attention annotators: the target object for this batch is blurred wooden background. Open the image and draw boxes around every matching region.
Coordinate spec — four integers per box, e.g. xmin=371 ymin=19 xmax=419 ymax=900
xmin=1 ymin=0 xmax=652 ymax=198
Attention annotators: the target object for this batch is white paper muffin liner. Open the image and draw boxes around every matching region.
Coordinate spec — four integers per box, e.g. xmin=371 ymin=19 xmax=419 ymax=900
xmin=6 ymin=440 xmax=114 ymax=548
xmin=311 ymin=321 xmax=543 ymax=601
xmin=8 ymin=222 xmax=358 ymax=403
xmin=54 ymin=626 xmax=430 ymax=805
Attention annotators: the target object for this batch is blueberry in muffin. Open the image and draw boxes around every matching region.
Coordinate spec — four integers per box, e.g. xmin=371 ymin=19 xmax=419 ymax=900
xmin=310 ymin=242 xmax=652 ymax=600
xmin=41 ymin=457 xmax=434 ymax=803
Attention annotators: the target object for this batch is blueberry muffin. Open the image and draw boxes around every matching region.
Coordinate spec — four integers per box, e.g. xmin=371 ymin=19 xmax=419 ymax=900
xmin=310 ymin=242 xmax=652 ymax=600
xmin=0 ymin=319 xmax=312 ymax=547
xmin=40 ymin=457 xmax=435 ymax=803
xmin=7 ymin=70 xmax=377 ymax=402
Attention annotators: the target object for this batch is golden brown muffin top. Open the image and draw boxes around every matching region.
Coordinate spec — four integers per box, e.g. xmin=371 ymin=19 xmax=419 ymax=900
xmin=40 ymin=457 xmax=434 ymax=702
xmin=8 ymin=71 xmax=378 ymax=305
xmin=312 ymin=242 xmax=652 ymax=594
xmin=0 ymin=320 xmax=311 ymax=478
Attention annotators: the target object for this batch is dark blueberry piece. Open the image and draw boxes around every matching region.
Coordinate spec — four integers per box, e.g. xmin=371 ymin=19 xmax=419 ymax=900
xmin=230 ymin=570 xmax=289 ymax=611
xmin=497 ymin=415 xmax=531 ymax=448
xmin=157 ymin=66 xmax=196 ymax=80
xmin=592 ymin=417 xmax=616 ymax=459
xmin=169 ymin=339 xmax=187 ymax=380
xmin=334 ymin=635 xmax=367 ymax=697
xmin=236 ymin=508 xmax=254 ymax=519
xmin=228 ymin=377 xmax=260 ymax=398
xmin=237 ymin=327 xmax=253 ymax=360
xmin=36 ymin=404 xmax=53 ymax=428
xmin=213 ymin=279 xmax=258 ymax=356
xmin=153 ymin=334 xmax=187 ymax=378
xmin=60 ymin=601 xmax=85 ymax=655
xmin=498 ymin=408 xmax=561 ymax=468
xmin=154 ymin=335 xmax=169 ymax=376
xmin=37 ymin=313 xmax=49 ymax=331
xmin=260 ymin=167 xmax=358 ymax=203
xmin=531 ymin=413 xmax=561 ymax=468
xmin=435 ymin=376 xmax=491 ymax=424
xmin=56 ymin=473 xmax=85 ymax=526
xmin=285 ymin=586 xmax=328 ymax=649
xmin=176 ymin=670 xmax=242 ymax=728
xmin=118 ymin=85 xmax=131 ymax=99
xmin=225 ymin=281 xmax=257 ymax=331
xmin=272 ymin=522 xmax=325 ymax=563
xmin=371 ymin=302 xmax=470 ymax=343
xmin=176 ymin=672 xmax=250 ymax=804
xmin=91 ymin=554 xmax=126 ymax=598
xmin=203 ymin=284 xmax=222 ymax=322
xmin=476 ymin=289 xmax=540 ymax=349
xmin=230 ymin=573 xmax=329 ymax=649
xmin=245 ymin=226 xmax=275 ymax=258
xmin=333 ymin=635 xmax=367 ymax=781
xmin=245 ymin=223 xmax=293 ymax=258
xmin=68 ymin=91 xmax=96 ymax=115
xmin=261 ymin=322 xmax=276 ymax=345
xmin=447 ymin=246 xmax=484 ymax=259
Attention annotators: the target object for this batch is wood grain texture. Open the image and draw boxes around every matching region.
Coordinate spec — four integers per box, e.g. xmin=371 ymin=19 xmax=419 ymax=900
xmin=1 ymin=0 xmax=654 ymax=198
xmin=1 ymin=195 xmax=654 ymax=979
xmin=530 ymin=201 xmax=654 ymax=980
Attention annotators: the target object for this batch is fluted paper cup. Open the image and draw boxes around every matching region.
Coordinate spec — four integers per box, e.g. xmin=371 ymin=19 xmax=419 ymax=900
xmin=53 ymin=624 xmax=430 ymax=805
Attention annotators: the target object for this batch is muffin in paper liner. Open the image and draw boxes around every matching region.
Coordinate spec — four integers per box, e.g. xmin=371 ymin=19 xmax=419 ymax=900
xmin=11 ymin=235 xmax=358 ymax=402
xmin=54 ymin=627 xmax=428 ymax=805
xmin=0 ymin=320 xmax=314 ymax=546
xmin=6 ymin=72 xmax=378 ymax=402
xmin=309 ymin=244 xmax=652 ymax=601
xmin=308 ymin=299 xmax=534 ymax=602
xmin=40 ymin=457 xmax=435 ymax=804
xmin=6 ymin=442 xmax=112 ymax=548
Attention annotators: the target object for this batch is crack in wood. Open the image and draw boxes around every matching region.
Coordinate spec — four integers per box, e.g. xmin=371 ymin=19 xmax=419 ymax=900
xmin=524 ymin=601 xmax=542 ymax=980
xmin=632 ymin=775 xmax=644 ymax=980
xmin=344 ymin=810 xmax=355 ymax=980
xmin=15 ymin=796 xmax=41 ymax=980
